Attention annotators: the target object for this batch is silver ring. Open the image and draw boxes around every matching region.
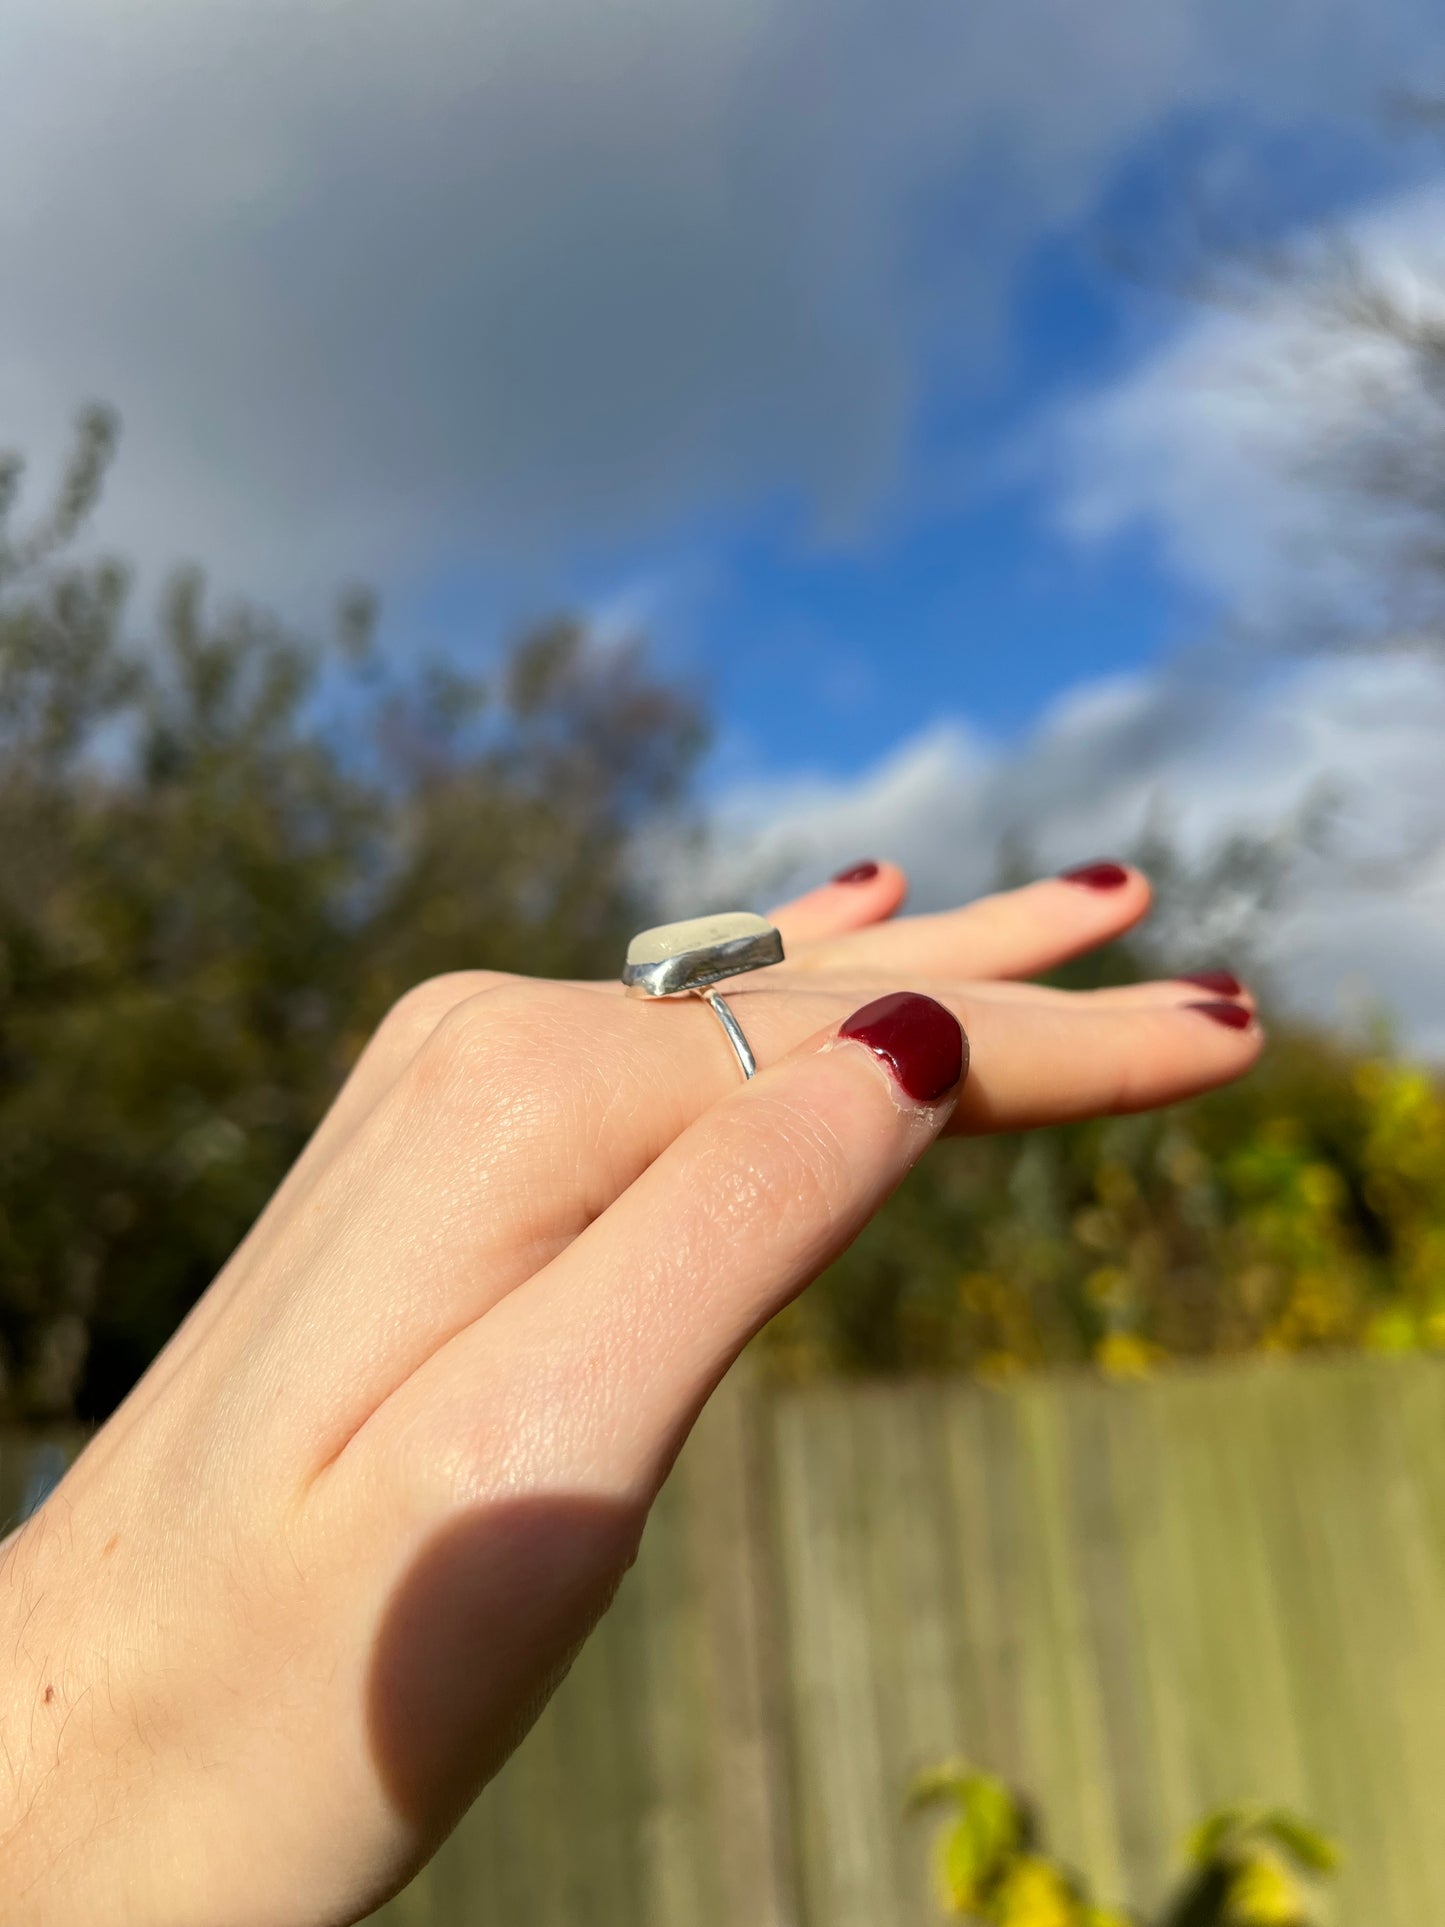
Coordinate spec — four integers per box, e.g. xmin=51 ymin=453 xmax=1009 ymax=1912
xmin=622 ymin=911 xmax=784 ymax=1080
xmin=698 ymin=989 xmax=757 ymax=1079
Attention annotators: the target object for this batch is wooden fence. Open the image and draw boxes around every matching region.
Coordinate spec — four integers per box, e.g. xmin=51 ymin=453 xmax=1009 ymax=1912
xmin=8 ymin=1356 xmax=1445 ymax=1922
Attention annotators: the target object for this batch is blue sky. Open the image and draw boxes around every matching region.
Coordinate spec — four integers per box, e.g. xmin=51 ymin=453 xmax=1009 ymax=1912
xmin=682 ymin=230 xmax=1193 ymax=773
xmin=667 ymin=105 xmax=1427 ymax=780
xmin=5 ymin=0 xmax=1445 ymax=1042
xmin=378 ymin=84 xmax=1431 ymax=786
xmin=361 ymin=194 xmax=1202 ymax=768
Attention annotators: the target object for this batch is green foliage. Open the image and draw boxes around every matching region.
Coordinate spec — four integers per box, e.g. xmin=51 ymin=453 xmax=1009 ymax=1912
xmin=0 ymin=411 xmax=704 ymax=1423
xmin=910 ymin=1770 xmax=1337 ymax=1927
xmin=907 ymin=1763 xmax=1131 ymax=1926
xmin=759 ymin=1010 xmax=1445 ymax=1383
xmin=1163 ymin=1808 xmax=1339 ymax=1927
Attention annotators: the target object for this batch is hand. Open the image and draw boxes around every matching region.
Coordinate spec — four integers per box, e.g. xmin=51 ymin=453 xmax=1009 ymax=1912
xmin=0 ymin=864 xmax=1259 ymax=1927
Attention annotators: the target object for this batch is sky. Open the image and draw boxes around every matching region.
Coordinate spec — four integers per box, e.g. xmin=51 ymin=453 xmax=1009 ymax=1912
xmin=4 ymin=0 xmax=1445 ymax=1044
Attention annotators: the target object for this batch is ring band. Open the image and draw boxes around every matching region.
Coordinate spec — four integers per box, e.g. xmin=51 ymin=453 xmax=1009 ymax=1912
xmin=699 ymin=989 xmax=758 ymax=1080
xmin=622 ymin=911 xmax=783 ymax=1081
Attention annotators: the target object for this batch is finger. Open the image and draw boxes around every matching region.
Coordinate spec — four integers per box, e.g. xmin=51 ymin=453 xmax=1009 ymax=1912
xmin=602 ymin=978 xmax=1261 ymax=1129
xmin=912 ymin=972 xmax=1257 ymax=1014
xmin=767 ymin=859 xmax=908 ymax=947
xmin=791 ymin=864 xmax=1151 ymax=980
xmin=361 ymin=993 xmax=965 ymax=1503
xmin=700 ymin=984 xmax=1261 ymax=1131
xmin=942 ymin=994 xmax=1262 ymax=1130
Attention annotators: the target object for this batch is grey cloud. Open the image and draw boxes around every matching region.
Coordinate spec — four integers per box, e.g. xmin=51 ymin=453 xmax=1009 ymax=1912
xmin=1 ymin=0 xmax=1438 ymax=607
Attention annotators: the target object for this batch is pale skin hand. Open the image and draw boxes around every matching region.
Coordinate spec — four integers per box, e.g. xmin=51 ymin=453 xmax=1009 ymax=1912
xmin=0 ymin=865 xmax=1261 ymax=1927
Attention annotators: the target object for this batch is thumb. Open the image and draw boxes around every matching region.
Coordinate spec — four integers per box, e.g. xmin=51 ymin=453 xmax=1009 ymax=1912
xmin=399 ymin=991 xmax=967 ymax=1499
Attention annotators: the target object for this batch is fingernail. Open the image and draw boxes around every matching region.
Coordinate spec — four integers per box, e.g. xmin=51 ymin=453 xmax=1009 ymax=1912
xmin=831 ymin=860 xmax=880 ymax=885
xmin=1180 ymin=969 xmax=1244 ymax=998
xmin=839 ymin=992 xmax=966 ymax=1102
xmin=1186 ymin=999 xmax=1254 ymax=1031
xmin=1060 ymin=860 xmax=1130 ymax=890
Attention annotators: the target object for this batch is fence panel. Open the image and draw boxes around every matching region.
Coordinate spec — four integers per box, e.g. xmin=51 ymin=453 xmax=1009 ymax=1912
xmin=5 ymin=1355 xmax=1443 ymax=1923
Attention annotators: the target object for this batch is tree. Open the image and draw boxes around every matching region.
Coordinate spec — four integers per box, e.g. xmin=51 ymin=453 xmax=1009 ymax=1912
xmin=0 ymin=410 xmax=704 ymax=1425
xmin=1100 ymin=99 xmax=1445 ymax=669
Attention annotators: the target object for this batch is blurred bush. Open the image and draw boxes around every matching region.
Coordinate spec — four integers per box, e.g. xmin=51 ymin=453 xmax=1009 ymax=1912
xmin=758 ymin=1003 xmax=1445 ymax=1383
xmin=0 ymin=410 xmax=703 ymax=1422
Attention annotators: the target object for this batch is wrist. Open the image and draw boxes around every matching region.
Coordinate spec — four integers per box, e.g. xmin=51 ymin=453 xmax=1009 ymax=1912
xmin=0 ymin=1517 xmax=161 ymax=1927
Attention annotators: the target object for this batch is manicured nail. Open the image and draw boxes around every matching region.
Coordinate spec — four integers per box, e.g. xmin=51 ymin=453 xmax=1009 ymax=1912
xmin=1186 ymin=1000 xmax=1254 ymax=1031
xmin=831 ymin=860 xmax=880 ymax=885
xmin=1059 ymin=861 xmax=1130 ymax=890
xmin=839 ymin=992 xmax=967 ymax=1102
xmin=1180 ymin=969 xmax=1244 ymax=998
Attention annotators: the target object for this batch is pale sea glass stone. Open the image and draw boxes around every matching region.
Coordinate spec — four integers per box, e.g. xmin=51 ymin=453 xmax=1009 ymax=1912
xmin=622 ymin=912 xmax=784 ymax=997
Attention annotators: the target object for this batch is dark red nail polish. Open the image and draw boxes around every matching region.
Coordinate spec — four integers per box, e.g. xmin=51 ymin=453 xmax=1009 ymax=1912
xmin=831 ymin=860 xmax=880 ymax=885
xmin=1180 ymin=969 xmax=1244 ymax=998
xmin=839 ymin=992 xmax=967 ymax=1102
xmin=1060 ymin=860 xmax=1130 ymax=890
xmin=1186 ymin=1000 xmax=1254 ymax=1031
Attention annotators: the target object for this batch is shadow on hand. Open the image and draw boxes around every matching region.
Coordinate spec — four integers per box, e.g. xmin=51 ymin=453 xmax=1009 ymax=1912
xmin=365 ymin=1495 xmax=642 ymax=1848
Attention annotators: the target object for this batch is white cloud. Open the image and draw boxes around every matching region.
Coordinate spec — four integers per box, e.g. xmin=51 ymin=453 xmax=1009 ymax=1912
xmin=1025 ymin=178 xmax=1445 ymax=1054
xmin=665 ymin=652 xmax=1445 ymax=1056
xmin=0 ymin=0 xmax=1438 ymax=609
xmin=1052 ymin=179 xmax=1445 ymax=634
xmin=1024 ymin=178 xmax=1445 ymax=1053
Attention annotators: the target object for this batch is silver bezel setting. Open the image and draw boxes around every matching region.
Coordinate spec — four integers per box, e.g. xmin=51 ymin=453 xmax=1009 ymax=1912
xmin=622 ymin=915 xmax=785 ymax=998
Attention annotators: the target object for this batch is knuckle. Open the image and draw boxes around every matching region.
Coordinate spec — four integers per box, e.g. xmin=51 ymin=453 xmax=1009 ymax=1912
xmin=407 ymin=980 xmax=603 ymax=1135
xmin=378 ymin=972 xmax=505 ymax=1056
xmin=429 ymin=980 xmax=578 ymax=1070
